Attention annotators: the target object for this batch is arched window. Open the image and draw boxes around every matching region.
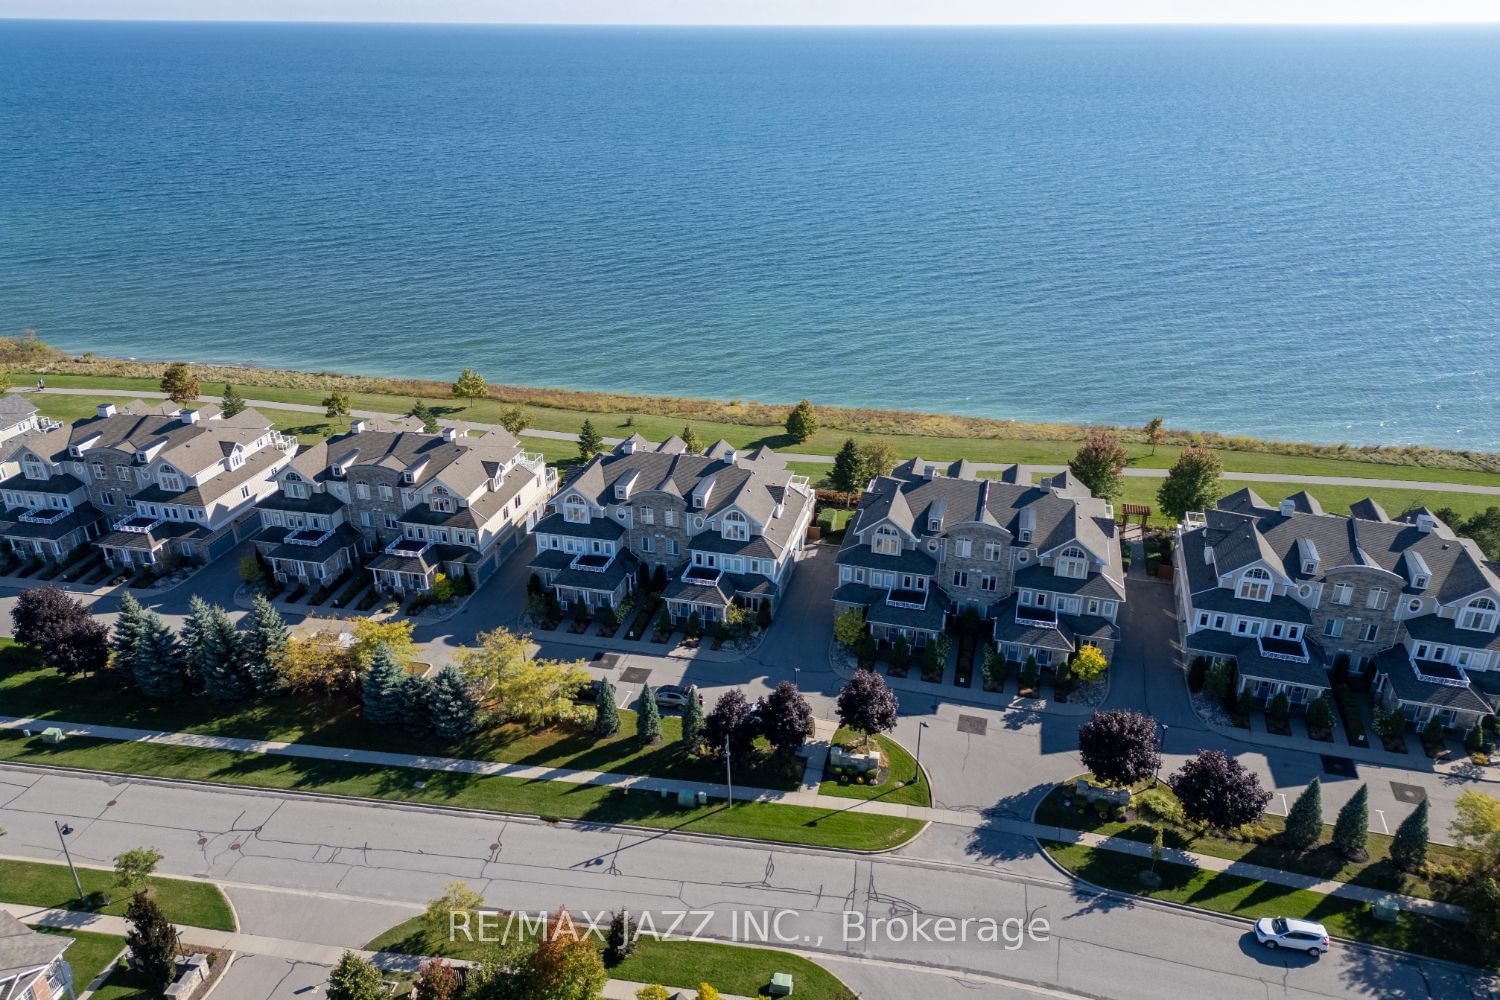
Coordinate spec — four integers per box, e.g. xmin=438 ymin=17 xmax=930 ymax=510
xmin=563 ymin=495 xmax=589 ymax=524
xmin=1460 ymin=597 xmax=1498 ymax=632
xmin=722 ymin=510 xmax=749 ymax=542
xmin=1238 ymin=567 xmax=1271 ymax=601
xmin=1056 ymin=546 xmax=1088 ymax=579
xmin=872 ymin=525 xmax=901 ymax=556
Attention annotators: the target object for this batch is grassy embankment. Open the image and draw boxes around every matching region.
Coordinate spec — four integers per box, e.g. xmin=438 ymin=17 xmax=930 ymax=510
xmin=0 ymin=857 xmax=235 ymax=930
xmin=817 ymin=728 xmax=930 ymax=808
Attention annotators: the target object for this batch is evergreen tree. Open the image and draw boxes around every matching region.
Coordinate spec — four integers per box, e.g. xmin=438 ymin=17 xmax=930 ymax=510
xmin=636 ymin=684 xmax=662 ymax=747
xmin=578 ymin=419 xmax=604 ymax=460
xmin=399 ymin=673 xmax=434 ymax=734
xmin=1282 ymin=777 xmax=1323 ymax=852
xmin=603 ymin=909 xmax=636 ymax=966
xmin=1389 ymin=798 xmax=1430 ymax=871
xmin=594 ymin=678 xmax=621 ymax=738
xmin=186 ymin=597 xmax=250 ymax=701
xmin=132 ymin=611 xmax=185 ymax=700
xmin=1332 ymin=784 xmax=1370 ymax=860
xmin=220 ymin=383 xmax=247 ymax=417
xmin=784 ymin=399 xmax=818 ymax=444
xmin=681 ymin=686 xmax=706 ymax=752
xmin=408 ymin=399 xmax=440 ymax=433
xmin=243 ymin=594 xmax=289 ymax=696
xmin=681 ymin=424 xmax=702 ymax=455
xmin=362 ymin=643 xmax=407 ymax=726
xmin=829 ymin=438 xmax=864 ymax=494
xmin=429 ymin=666 xmax=479 ymax=741
xmin=124 ymin=891 xmax=178 ymax=989
xmin=111 ymin=591 xmax=148 ymax=673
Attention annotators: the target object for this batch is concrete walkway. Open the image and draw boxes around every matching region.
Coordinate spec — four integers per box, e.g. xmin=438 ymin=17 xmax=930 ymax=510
xmin=17 ymin=388 xmax=1500 ymax=496
xmin=0 ymin=716 xmax=1463 ymax=921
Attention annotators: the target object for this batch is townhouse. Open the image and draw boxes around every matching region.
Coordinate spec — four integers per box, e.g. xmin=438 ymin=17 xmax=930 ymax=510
xmin=1175 ymin=489 xmax=1497 ymax=733
xmin=255 ymin=418 xmax=554 ymax=593
xmin=529 ymin=435 xmax=815 ymax=623
xmin=0 ymin=394 xmax=41 ymax=446
xmin=0 ymin=401 xmax=293 ymax=568
xmin=833 ymin=459 xmax=1126 ymax=665
xmin=0 ymin=908 xmax=75 ymax=1000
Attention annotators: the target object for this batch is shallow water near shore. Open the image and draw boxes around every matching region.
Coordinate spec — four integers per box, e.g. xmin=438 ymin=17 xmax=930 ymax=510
xmin=2 ymin=22 xmax=1499 ymax=448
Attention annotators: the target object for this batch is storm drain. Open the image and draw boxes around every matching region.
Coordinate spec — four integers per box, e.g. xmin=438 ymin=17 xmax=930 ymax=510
xmin=1390 ymin=782 xmax=1426 ymax=804
xmin=594 ymin=653 xmax=621 ymax=670
xmin=956 ymin=715 xmax=988 ymax=736
xmin=1320 ymin=755 xmax=1357 ymax=778
xmin=620 ymin=666 xmax=651 ymax=685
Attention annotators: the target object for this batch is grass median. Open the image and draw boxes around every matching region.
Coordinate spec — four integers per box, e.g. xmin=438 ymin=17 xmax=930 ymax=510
xmin=0 ymin=731 xmax=922 ymax=852
xmin=817 ymin=729 xmax=931 ymax=808
xmin=0 ymin=857 xmax=235 ymax=931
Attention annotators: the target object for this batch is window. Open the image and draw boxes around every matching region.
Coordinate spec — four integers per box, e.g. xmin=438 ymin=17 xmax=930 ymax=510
xmin=981 ymin=575 xmax=997 ymax=593
xmin=952 ymin=570 xmax=969 ymax=588
xmin=384 ymin=514 xmax=398 ymax=529
xmin=1460 ymin=597 xmax=1498 ymax=632
xmin=100 ymin=491 xmax=115 ymax=507
xmin=91 ymin=462 xmax=106 ymax=480
xmin=1365 ymin=588 xmax=1388 ymax=611
xmin=116 ymin=466 xmax=132 ymax=482
xmin=563 ymin=496 xmax=589 ymax=524
xmin=22 ymin=458 xmax=45 ymax=479
xmin=983 ymin=542 xmax=1003 ymax=562
xmin=361 ymin=511 xmax=373 ymax=527
xmin=722 ymin=510 xmax=749 ymax=542
xmin=355 ymin=483 xmax=370 ymax=500
xmin=1197 ymin=611 xmax=1211 ymax=628
xmin=667 ymin=539 xmax=678 ymax=556
xmin=1271 ymin=622 xmax=1286 ymax=638
xmin=872 ymin=526 xmax=901 ymax=556
xmin=640 ymin=535 xmax=653 ymax=553
xmin=1087 ymin=598 xmax=1100 ymax=615
xmin=1331 ymin=583 xmax=1353 ymax=605
xmin=285 ymin=482 xmax=309 ymax=500
xmin=240 ymin=485 xmax=251 ymax=499
xmin=1056 ymin=546 xmax=1088 ymax=579
xmin=1034 ymin=591 xmax=1049 ymax=607
xmin=1238 ymin=567 xmax=1271 ymax=601
xmin=640 ymin=506 xmax=654 ymax=525
xmin=664 ymin=509 xmax=677 ymax=528
xmin=1362 ymin=623 xmax=1379 ymax=642
xmin=954 ymin=538 xmax=972 ymax=559
xmin=1323 ymin=618 xmax=1344 ymax=638
xmin=379 ymin=485 xmax=394 ymax=502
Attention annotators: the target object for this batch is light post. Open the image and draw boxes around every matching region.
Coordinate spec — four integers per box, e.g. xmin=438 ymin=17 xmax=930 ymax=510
xmin=55 ymin=820 xmax=84 ymax=902
xmin=914 ymin=721 xmax=930 ymax=785
xmin=1153 ymin=722 xmax=1169 ymax=786
xmin=794 ymin=666 xmax=801 ymax=689
xmin=725 ymin=735 xmax=733 ymax=808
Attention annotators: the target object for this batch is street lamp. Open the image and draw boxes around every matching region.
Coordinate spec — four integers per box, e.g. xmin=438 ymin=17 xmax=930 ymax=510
xmin=724 ymin=735 xmax=734 ymax=808
xmin=1153 ymin=723 xmax=1169 ymax=786
xmin=55 ymin=820 xmax=84 ymax=903
xmin=914 ymin=721 xmax=930 ymax=785
xmin=794 ymin=666 xmax=801 ymax=689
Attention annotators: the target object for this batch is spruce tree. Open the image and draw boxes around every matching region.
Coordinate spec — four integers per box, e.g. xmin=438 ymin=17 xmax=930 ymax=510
xmin=220 ymin=383 xmax=246 ymax=418
xmin=1332 ymin=783 xmax=1370 ymax=860
xmin=681 ymin=686 xmax=705 ymax=752
xmin=830 ymin=438 xmax=864 ymax=494
xmin=681 ymin=424 xmax=703 ymax=455
xmin=132 ymin=611 xmax=185 ymax=700
xmin=1282 ymin=776 xmax=1323 ymax=852
xmin=179 ymin=595 xmax=211 ymax=690
xmin=243 ymin=594 xmax=289 ymax=696
xmin=594 ymin=678 xmax=621 ymax=738
xmin=578 ymin=419 xmax=603 ymax=460
xmin=428 ymin=666 xmax=478 ymax=741
xmin=124 ymin=891 xmax=178 ymax=989
xmin=1389 ymin=798 xmax=1430 ymax=871
xmin=636 ymin=684 xmax=662 ymax=747
xmin=187 ymin=597 xmax=250 ymax=701
xmin=362 ymin=643 xmax=407 ymax=726
xmin=111 ymin=591 xmax=148 ymax=673
xmin=398 ymin=673 xmax=433 ymax=734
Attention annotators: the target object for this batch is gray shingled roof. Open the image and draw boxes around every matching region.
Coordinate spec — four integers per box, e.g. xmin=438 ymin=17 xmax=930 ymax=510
xmin=0 ymin=909 xmax=68 ymax=988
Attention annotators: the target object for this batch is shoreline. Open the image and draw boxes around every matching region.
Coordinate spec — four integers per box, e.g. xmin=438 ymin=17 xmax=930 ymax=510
xmin=8 ymin=336 xmax=1500 ymax=475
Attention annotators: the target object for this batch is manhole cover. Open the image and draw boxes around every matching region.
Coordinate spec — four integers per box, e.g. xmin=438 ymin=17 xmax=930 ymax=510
xmin=197 ymin=837 xmax=207 ymax=845
xmin=106 ymin=800 xmax=117 ymax=807
xmin=594 ymin=653 xmax=622 ymax=669
xmin=229 ymin=844 xmax=241 ymax=851
xmin=620 ymin=666 xmax=651 ymax=684
xmin=957 ymin=715 xmax=987 ymax=736
xmin=1390 ymin=782 xmax=1426 ymax=804
xmin=1320 ymin=755 xmax=1357 ymax=778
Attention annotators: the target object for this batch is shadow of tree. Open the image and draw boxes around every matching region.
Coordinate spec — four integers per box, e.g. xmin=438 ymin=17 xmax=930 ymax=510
xmin=963 ymin=784 xmax=1056 ymax=864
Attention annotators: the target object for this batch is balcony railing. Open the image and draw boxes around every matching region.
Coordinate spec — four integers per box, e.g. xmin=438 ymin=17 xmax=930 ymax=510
xmin=116 ymin=514 xmax=163 ymax=534
xmin=1256 ymin=635 xmax=1310 ymax=663
xmin=285 ymin=526 xmax=335 ymax=548
xmin=570 ymin=552 xmax=616 ymax=574
xmin=19 ymin=507 xmax=70 ymax=525
xmin=1411 ymin=656 xmax=1470 ymax=689
xmin=885 ymin=587 xmax=928 ymax=611
xmin=1016 ymin=604 xmax=1058 ymax=629
xmin=385 ymin=536 xmax=431 ymax=558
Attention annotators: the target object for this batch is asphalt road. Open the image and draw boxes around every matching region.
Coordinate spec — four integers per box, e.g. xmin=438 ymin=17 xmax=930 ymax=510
xmin=1 ymin=764 xmax=1492 ymax=1000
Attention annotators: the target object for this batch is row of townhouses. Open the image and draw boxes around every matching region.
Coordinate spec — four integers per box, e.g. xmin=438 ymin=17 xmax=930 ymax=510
xmin=832 ymin=459 xmax=1127 ymax=666
xmin=529 ymin=434 xmax=816 ymax=624
xmin=1175 ymin=489 xmax=1499 ymax=734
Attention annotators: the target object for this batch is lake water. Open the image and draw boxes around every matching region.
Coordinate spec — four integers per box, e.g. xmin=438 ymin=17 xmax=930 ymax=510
xmin=2 ymin=21 xmax=1498 ymax=448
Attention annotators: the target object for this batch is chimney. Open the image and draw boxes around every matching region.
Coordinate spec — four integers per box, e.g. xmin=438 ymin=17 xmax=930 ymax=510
xmin=96 ymin=403 xmax=117 ymax=418
xmin=442 ymin=426 xmax=459 ymax=442
xmin=1416 ymin=512 xmax=1436 ymax=534
xmin=350 ymin=419 xmax=369 ymax=434
xmin=1279 ymin=498 xmax=1295 ymax=517
xmin=180 ymin=409 xmax=200 ymax=425
xmin=1203 ymin=543 xmax=1214 ymax=565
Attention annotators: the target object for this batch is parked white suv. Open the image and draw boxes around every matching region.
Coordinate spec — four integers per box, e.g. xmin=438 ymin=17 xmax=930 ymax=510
xmin=1254 ymin=917 xmax=1330 ymax=955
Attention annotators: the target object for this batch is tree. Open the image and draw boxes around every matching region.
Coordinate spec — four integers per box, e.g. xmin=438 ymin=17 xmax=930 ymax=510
xmin=12 ymin=585 xmax=86 ymax=651
xmin=637 ymin=988 xmax=670 ymax=1000
xmin=280 ymin=631 xmax=357 ymax=697
xmin=362 ymin=643 xmax=408 ymax=725
xmin=1144 ymin=416 xmax=1165 ymax=455
xmin=47 ymin=616 xmax=111 ymax=677
xmin=408 ymin=399 xmax=440 ymax=433
xmin=524 ymin=908 xmax=608 ymax=1000
xmin=1068 ymin=430 xmax=1129 ymax=501
xmin=836 ymin=670 xmax=899 ymax=744
xmin=1076 ymin=710 xmax=1160 ymax=787
xmin=694 ymin=987 xmax=721 ymax=1000
xmin=833 ymin=608 xmax=866 ymax=649
xmin=636 ymin=685 xmax=662 ymax=747
xmin=1156 ymin=446 xmax=1223 ymax=521
xmin=457 ymin=628 xmax=591 ymax=728
xmin=125 ymin=891 xmax=177 ymax=989
xmin=414 ymin=958 xmax=462 ymax=1000
xmin=424 ymin=881 xmax=486 ymax=937
xmin=1268 ymin=691 xmax=1291 ymax=724
xmin=857 ymin=440 xmax=898 ymax=485
xmin=1305 ymin=694 xmax=1335 ymax=736
xmin=758 ymin=681 xmax=813 ymax=755
xmin=323 ymin=389 xmax=352 ymax=425
xmin=1464 ymin=871 xmax=1500 ymax=967
xmin=578 ymin=419 xmax=604 ymax=460
xmin=1282 ymin=777 xmax=1323 ymax=852
xmin=1169 ymin=750 xmax=1271 ymax=831
xmin=681 ymin=424 xmax=702 ymax=455
xmin=594 ymin=678 xmax=621 ymax=738
xmin=237 ymin=554 xmax=263 ymax=585
xmin=499 ymin=405 xmax=529 ymax=435
xmin=830 ymin=438 xmax=864 ymax=494
xmin=429 ymin=666 xmax=479 ymax=740
xmin=1451 ymin=790 xmax=1500 ymax=860
xmin=399 ymin=673 xmax=433 ymax=733
xmin=159 ymin=362 xmax=200 ymax=405
xmin=112 ymin=846 xmax=162 ymax=892
xmin=1390 ymin=798 xmax=1429 ymax=871
xmin=1071 ymin=644 xmax=1108 ymax=683
xmin=681 ymin=686 xmax=706 ymax=752
xmin=112 ymin=591 xmax=149 ymax=672
xmin=784 ymin=399 xmax=818 ymax=444
xmin=705 ymin=689 xmax=757 ymax=759
xmin=327 ymin=951 xmax=386 ymax=1000
xmin=349 ymin=617 xmax=417 ymax=672
xmin=452 ymin=367 xmax=488 ymax=409
xmin=132 ymin=611 xmax=185 ymax=700
xmin=183 ymin=597 xmax=249 ymax=701
xmin=243 ymin=594 xmax=290 ymax=696
xmin=220 ymin=383 xmax=246 ymax=418
xmin=1332 ymin=784 xmax=1370 ymax=860
xmin=889 ymin=635 xmax=910 ymax=673
xmin=604 ymin=910 xmax=636 ymax=966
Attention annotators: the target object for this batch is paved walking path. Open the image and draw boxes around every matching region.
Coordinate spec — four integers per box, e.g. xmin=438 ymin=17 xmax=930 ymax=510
xmin=1 ymin=716 xmax=1463 ymax=921
xmin=1 ymin=902 xmax=756 ymax=999
xmin=17 ymin=388 xmax=1500 ymax=496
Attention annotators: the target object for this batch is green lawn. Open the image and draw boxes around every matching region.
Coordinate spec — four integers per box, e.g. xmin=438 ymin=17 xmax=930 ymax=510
xmin=1035 ymin=781 xmax=1470 ymax=902
xmin=818 ymin=729 xmax=931 ymax=807
xmin=29 ymin=926 xmax=125 ymax=990
xmin=0 ymin=731 xmax=922 ymax=852
xmin=1044 ymin=840 xmax=1481 ymax=968
xmin=19 ymin=372 xmax=1500 ymax=487
xmin=0 ymin=858 xmax=235 ymax=930
xmin=367 ymin=913 xmax=855 ymax=999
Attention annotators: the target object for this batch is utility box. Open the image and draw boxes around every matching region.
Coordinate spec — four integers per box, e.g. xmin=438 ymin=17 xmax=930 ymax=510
xmin=768 ymin=972 xmax=794 ymax=996
xmin=677 ymin=790 xmax=696 ymax=808
xmin=696 ymin=791 xmax=708 ymax=805
xmin=41 ymin=727 xmax=64 ymax=745
xmin=1372 ymin=896 xmax=1399 ymax=923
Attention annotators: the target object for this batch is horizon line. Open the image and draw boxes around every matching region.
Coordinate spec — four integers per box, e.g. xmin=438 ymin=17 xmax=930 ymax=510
xmin=4 ymin=16 xmax=1500 ymax=28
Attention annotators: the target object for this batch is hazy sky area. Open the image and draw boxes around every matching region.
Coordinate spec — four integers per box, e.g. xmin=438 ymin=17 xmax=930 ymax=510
xmin=1 ymin=1 xmax=1497 ymax=24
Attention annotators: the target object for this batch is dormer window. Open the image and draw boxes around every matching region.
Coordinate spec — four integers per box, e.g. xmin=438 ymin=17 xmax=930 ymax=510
xmin=722 ymin=510 xmax=749 ymax=542
xmin=431 ymin=488 xmax=455 ymax=514
xmin=1414 ymin=574 xmax=1429 ymax=590
xmin=22 ymin=459 xmax=45 ymax=480
xmin=562 ymin=495 xmax=589 ymax=524
xmin=1238 ymin=567 xmax=1272 ymax=601
xmin=1056 ymin=546 xmax=1088 ymax=580
xmin=1460 ymin=597 xmax=1498 ymax=632
xmin=872 ymin=525 xmax=901 ymax=556
xmin=614 ymin=470 xmax=639 ymax=501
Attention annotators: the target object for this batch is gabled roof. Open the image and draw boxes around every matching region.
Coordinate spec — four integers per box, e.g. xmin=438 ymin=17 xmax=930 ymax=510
xmin=0 ymin=394 xmax=38 ymax=420
xmin=0 ymin=909 xmax=68 ymax=986
xmin=323 ymin=426 xmax=522 ymax=495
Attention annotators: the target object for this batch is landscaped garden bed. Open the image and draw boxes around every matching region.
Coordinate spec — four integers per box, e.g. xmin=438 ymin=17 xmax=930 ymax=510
xmin=818 ymin=728 xmax=930 ymax=807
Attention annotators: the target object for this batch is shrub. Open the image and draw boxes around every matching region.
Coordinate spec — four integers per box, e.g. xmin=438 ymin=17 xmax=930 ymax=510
xmin=1204 ymin=659 xmax=1235 ymax=702
xmin=1020 ymin=655 xmax=1039 ymax=692
xmin=1421 ymin=716 xmax=1445 ymax=748
xmin=1373 ymin=707 xmax=1406 ymax=740
xmin=636 ymin=988 xmax=671 ymax=1000
xmin=854 ymin=634 xmax=877 ymax=663
xmin=1305 ymin=693 xmax=1335 ymax=735
xmin=1267 ymin=692 xmax=1290 ymax=722
xmin=1135 ymin=786 xmax=1184 ymax=827
xmin=890 ymin=635 xmax=910 ymax=672
xmin=1187 ymin=656 xmax=1208 ymax=693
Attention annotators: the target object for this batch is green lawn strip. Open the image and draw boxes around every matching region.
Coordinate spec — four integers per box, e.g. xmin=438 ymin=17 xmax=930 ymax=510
xmin=0 ymin=649 xmax=802 ymax=792
xmin=366 ymin=914 xmax=853 ymax=999
xmin=20 ymin=374 xmax=1500 ymax=486
xmin=1042 ymin=840 xmax=1479 ymax=968
xmin=0 ymin=858 xmax=235 ymax=931
xmin=817 ymin=729 xmax=931 ymax=808
xmin=29 ymin=926 xmax=126 ymax=988
xmin=1035 ymin=783 xmax=1467 ymax=902
xmin=0 ymin=732 xmax=922 ymax=852
xmin=89 ymin=961 xmax=169 ymax=1000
